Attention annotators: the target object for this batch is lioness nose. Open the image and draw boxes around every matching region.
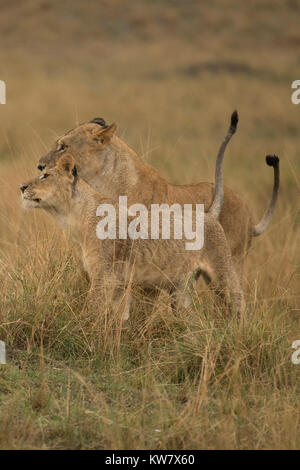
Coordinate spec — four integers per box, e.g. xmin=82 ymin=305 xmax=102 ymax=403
xmin=38 ymin=164 xmax=45 ymax=171
xmin=20 ymin=184 xmax=28 ymax=193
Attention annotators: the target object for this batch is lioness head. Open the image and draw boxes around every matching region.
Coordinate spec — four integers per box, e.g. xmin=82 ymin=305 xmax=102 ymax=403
xmin=38 ymin=118 xmax=117 ymax=172
xmin=37 ymin=118 xmax=141 ymax=200
xmin=21 ymin=154 xmax=77 ymax=210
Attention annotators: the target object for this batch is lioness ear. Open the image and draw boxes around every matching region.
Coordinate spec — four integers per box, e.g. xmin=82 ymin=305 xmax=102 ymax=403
xmin=92 ymin=122 xmax=117 ymax=144
xmin=57 ymin=154 xmax=75 ymax=175
xmin=90 ymin=117 xmax=106 ymax=127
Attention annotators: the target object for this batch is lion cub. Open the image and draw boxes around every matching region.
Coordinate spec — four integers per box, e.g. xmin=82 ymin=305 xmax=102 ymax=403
xmin=21 ymin=154 xmax=244 ymax=319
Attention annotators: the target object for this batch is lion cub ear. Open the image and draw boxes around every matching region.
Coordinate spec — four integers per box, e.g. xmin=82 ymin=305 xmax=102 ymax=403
xmin=91 ymin=122 xmax=117 ymax=144
xmin=57 ymin=154 xmax=76 ymax=175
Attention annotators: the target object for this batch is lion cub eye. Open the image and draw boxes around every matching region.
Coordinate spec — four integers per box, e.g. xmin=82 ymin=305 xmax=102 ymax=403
xmin=40 ymin=173 xmax=50 ymax=180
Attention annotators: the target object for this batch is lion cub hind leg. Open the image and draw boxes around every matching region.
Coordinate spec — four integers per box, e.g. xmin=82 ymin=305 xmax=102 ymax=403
xmin=203 ymin=218 xmax=245 ymax=316
xmin=170 ymin=275 xmax=195 ymax=311
xmin=114 ymin=285 xmax=132 ymax=323
xmin=86 ymin=275 xmax=132 ymax=323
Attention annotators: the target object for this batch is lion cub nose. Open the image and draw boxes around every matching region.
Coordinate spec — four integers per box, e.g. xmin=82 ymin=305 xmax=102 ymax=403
xmin=20 ymin=184 xmax=28 ymax=193
xmin=38 ymin=164 xmax=45 ymax=171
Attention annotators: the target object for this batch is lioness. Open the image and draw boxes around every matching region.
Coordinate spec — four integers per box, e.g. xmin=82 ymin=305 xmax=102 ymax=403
xmin=37 ymin=114 xmax=280 ymax=282
xmin=21 ymin=113 xmax=244 ymax=317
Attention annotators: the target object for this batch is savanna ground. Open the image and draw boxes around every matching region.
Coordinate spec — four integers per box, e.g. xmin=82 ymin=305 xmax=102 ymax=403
xmin=0 ymin=0 xmax=299 ymax=450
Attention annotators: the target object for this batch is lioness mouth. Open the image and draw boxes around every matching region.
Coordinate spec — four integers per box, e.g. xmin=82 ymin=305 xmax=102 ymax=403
xmin=33 ymin=198 xmax=41 ymax=203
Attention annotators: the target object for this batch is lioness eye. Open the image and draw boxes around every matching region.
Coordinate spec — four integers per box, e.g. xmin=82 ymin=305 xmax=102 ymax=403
xmin=58 ymin=143 xmax=67 ymax=151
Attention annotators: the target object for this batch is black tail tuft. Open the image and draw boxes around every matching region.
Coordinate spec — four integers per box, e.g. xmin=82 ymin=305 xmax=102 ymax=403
xmin=266 ymin=154 xmax=279 ymax=167
xmin=230 ymin=110 xmax=238 ymax=131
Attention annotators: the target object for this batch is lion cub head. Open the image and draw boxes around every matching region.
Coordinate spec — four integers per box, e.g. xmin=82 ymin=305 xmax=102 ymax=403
xmin=21 ymin=154 xmax=77 ymax=211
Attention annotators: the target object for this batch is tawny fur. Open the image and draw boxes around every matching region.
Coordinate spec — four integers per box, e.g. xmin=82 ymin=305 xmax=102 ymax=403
xmin=21 ymin=154 xmax=245 ymax=319
xmin=37 ymin=116 xmax=279 ymax=282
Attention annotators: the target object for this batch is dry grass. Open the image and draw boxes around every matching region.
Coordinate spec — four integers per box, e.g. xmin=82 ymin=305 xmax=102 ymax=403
xmin=0 ymin=0 xmax=300 ymax=449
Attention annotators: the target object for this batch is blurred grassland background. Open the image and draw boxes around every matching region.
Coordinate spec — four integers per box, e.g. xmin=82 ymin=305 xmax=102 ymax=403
xmin=0 ymin=0 xmax=299 ymax=449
